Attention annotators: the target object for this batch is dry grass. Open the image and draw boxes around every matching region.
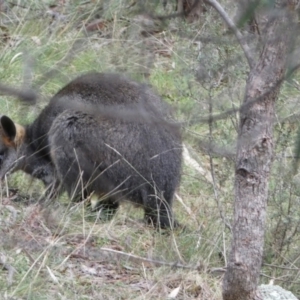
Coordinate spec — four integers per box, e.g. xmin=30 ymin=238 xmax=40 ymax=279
xmin=0 ymin=181 xmax=224 ymax=299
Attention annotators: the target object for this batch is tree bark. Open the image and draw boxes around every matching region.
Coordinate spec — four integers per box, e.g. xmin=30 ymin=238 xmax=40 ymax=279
xmin=222 ymin=2 xmax=296 ymax=300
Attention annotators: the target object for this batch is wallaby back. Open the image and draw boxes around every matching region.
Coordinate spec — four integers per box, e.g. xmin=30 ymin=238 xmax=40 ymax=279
xmin=0 ymin=72 xmax=182 ymax=228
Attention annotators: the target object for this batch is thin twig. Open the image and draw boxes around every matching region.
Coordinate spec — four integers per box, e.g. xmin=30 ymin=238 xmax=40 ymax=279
xmin=0 ymin=83 xmax=37 ymax=103
xmin=263 ymin=263 xmax=300 ymax=271
xmin=260 ymin=272 xmax=300 ymax=284
xmin=99 ymin=247 xmax=197 ymax=270
xmin=204 ymin=0 xmax=255 ymax=69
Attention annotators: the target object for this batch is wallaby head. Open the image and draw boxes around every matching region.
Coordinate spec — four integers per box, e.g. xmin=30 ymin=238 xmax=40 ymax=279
xmin=0 ymin=115 xmax=26 ymax=180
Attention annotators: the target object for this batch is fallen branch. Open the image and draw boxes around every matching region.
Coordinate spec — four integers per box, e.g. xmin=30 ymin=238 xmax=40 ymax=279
xmin=99 ymin=247 xmax=196 ymax=270
xmin=0 ymin=83 xmax=37 ymax=103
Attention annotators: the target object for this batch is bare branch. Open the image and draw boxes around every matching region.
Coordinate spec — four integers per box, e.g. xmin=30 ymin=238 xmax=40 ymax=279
xmin=99 ymin=247 xmax=196 ymax=269
xmin=204 ymin=0 xmax=255 ymax=69
xmin=0 ymin=83 xmax=37 ymax=104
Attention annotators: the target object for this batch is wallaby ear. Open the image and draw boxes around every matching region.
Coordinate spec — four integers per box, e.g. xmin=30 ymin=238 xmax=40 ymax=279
xmin=0 ymin=115 xmax=25 ymax=147
xmin=1 ymin=115 xmax=16 ymax=140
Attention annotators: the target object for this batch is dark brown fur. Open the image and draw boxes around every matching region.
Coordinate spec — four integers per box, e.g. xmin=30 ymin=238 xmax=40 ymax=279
xmin=0 ymin=72 xmax=182 ymax=228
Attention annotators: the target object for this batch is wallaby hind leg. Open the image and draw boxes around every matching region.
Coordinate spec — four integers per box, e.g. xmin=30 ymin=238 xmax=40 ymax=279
xmin=42 ymin=178 xmax=63 ymax=203
xmin=144 ymin=203 xmax=174 ymax=228
xmin=141 ymin=190 xmax=176 ymax=228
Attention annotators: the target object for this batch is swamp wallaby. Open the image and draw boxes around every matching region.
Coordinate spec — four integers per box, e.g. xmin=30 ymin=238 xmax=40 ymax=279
xmin=0 ymin=72 xmax=182 ymax=228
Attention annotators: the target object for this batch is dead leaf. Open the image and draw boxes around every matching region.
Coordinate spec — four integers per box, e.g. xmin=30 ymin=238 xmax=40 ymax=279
xmin=168 ymin=285 xmax=181 ymax=299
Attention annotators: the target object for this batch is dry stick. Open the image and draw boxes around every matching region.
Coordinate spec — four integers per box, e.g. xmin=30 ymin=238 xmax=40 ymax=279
xmin=99 ymin=247 xmax=196 ymax=270
xmin=0 ymin=82 xmax=37 ymax=103
xmin=99 ymin=247 xmax=228 ymax=274
xmin=204 ymin=0 xmax=255 ymax=69
xmin=260 ymin=272 xmax=300 ymax=284
xmin=95 ymin=250 xmax=300 ymax=280
xmin=263 ymin=263 xmax=300 ymax=271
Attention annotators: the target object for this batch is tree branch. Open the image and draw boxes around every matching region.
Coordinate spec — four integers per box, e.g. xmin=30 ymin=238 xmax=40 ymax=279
xmin=99 ymin=247 xmax=195 ymax=269
xmin=0 ymin=83 xmax=37 ymax=104
xmin=204 ymin=0 xmax=255 ymax=69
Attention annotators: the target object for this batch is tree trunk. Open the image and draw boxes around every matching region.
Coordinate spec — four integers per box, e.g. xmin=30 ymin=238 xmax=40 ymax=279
xmin=222 ymin=2 xmax=296 ymax=300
